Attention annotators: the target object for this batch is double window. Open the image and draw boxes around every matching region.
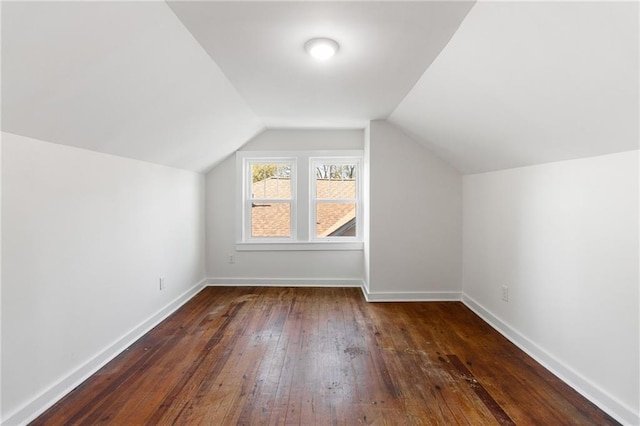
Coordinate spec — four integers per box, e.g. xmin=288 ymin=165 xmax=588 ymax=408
xmin=237 ymin=151 xmax=363 ymax=250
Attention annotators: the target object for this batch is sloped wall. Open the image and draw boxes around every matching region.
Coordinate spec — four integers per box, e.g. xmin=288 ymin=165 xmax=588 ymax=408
xmin=462 ymin=151 xmax=639 ymax=425
xmin=1 ymin=133 xmax=206 ymax=424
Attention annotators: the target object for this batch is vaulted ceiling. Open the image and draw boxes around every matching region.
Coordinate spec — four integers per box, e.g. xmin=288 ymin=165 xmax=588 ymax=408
xmin=389 ymin=1 xmax=639 ymax=173
xmin=2 ymin=1 xmax=638 ymax=174
xmin=166 ymin=1 xmax=473 ymax=128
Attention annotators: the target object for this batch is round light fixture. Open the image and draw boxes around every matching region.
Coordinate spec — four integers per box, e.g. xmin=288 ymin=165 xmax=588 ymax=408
xmin=305 ymin=38 xmax=339 ymax=61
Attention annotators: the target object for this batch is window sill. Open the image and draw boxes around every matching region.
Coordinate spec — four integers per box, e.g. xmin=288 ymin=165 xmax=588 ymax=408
xmin=236 ymin=241 xmax=364 ymax=251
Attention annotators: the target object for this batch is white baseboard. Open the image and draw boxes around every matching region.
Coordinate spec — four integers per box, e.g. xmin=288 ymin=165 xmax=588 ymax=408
xmin=361 ymin=287 xmax=461 ymax=302
xmin=206 ymin=279 xmax=461 ymax=303
xmin=462 ymin=293 xmax=639 ymax=426
xmin=7 ymin=283 xmax=632 ymax=425
xmin=206 ymin=277 xmax=364 ymax=287
xmin=2 ymin=279 xmax=207 ymax=426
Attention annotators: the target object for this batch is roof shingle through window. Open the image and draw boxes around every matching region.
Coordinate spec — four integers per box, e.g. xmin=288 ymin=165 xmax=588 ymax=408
xmin=251 ymin=178 xmax=356 ymax=237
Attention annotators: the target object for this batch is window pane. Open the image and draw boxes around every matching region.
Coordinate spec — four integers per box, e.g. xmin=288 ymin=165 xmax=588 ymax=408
xmin=316 ymin=203 xmax=356 ymax=237
xmin=315 ymin=164 xmax=357 ymax=199
xmin=251 ymin=202 xmax=291 ymax=237
xmin=251 ymin=164 xmax=291 ymax=199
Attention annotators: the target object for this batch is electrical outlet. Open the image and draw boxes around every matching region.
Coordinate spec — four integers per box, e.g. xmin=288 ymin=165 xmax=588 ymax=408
xmin=228 ymin=254 xmax=235 ymax=264
xmin=160 ymin=277 xmax=165 ymax=290
xmin=502 ymin=285 xmax=509 ymax=302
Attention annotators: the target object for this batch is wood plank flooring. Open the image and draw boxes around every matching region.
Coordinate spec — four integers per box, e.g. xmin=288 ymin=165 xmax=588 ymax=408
xmin=32 ymin=287 xmax=618 ymax=425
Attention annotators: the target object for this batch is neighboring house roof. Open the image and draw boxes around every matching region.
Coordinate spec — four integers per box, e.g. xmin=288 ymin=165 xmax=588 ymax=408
xmin=251 ymin=177 xmax=356 ymax=237
xmin=251 ymin=203 xmax=291 ymax=237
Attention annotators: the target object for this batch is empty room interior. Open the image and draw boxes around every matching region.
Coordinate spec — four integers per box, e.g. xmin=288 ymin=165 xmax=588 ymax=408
xmin=1 ymin=1 xmax=639 ymax=425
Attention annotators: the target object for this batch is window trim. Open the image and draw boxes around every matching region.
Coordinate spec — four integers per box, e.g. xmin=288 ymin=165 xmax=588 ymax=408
xmin=236 ymin=150 xmax=364 ymax=251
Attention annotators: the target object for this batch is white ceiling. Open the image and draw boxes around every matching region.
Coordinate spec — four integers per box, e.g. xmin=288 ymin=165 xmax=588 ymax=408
xmin=167 ymin=1 xmax=474 ymax=128
xmin=2 ymin=1 xmax=638 ymax=174
xmin=389 ymin=1 xmax=639 ymax=174
xmin=1 ymin=1 xmax=263 ymax=173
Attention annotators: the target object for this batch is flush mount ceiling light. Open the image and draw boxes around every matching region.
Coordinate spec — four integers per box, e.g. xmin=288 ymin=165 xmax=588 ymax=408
xmin=305 ymin=38 xmax=339 ymax=61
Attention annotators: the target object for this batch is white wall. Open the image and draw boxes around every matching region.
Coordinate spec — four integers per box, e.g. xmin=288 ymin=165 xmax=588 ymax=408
xmin=462 ymin=151 xmax=639 ymax=425
xmin=1 ymin=133 xmax=206 ymax=424
xmin=205 ymin=129 xmax=365 ymax=284
xmin=366 ymin=121 xmax=462 ymax=300
xmin=0 ymin=136 xmax=3 ymax=421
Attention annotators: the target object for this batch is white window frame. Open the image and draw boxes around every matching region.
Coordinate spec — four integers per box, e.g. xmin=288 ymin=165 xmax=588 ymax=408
xmin=309 ymin=157 xmax=363 ymax=243
xmin=236 ymin=150 xmax=364 ymax=251
xmin=240 ymin=157 xmax=297 ymax=243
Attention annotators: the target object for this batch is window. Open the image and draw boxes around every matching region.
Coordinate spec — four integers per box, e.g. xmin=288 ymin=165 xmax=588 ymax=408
xmin=246 ymin=160 xmax=295 ymax=240
xmin=311 ymin=160 xmax=359 ymax=240
xmin=237 ymin=151 xmax=363 ymax=250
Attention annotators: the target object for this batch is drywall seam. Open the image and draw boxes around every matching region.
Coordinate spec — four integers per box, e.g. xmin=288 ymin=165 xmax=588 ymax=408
xmin=462 ymin=293 xmax=638 ymax=426
xmin=2 ymin=279 xmax=207 ymax=426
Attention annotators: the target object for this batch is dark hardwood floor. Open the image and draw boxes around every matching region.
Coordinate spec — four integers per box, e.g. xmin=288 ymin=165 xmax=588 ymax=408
xmin=32 ymin=287 xmax=618 ymax=425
